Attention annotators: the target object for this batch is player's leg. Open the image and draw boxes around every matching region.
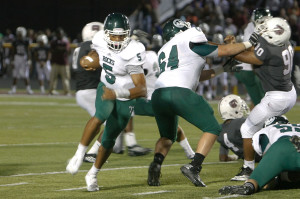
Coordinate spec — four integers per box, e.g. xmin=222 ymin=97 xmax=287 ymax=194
xmin=85 ymin=99 xmax=135 ymax=191
xmin=172 ymin=87 xmax=220 ymax=187
xmin=148 ymin=88 xmax=178 ymax=186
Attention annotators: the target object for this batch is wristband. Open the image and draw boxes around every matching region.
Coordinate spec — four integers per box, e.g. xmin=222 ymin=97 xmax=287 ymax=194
xmin=242 ymin=41 xmax=252 ymax=49
xmin=114 ymin=88 xmax=130 ymax=98
xmin=212 ymin=65 xmax=224 ymax=76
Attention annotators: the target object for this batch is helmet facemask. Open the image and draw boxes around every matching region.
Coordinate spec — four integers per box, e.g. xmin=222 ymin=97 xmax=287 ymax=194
xmin=104 ymin=28 xmax=130 ymax=53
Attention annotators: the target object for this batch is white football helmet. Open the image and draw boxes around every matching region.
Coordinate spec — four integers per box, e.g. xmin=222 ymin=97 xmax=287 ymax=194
xmin=212 ymin=33 xmax=224 ymax=44
xmin=37 ymin=34 xmax=48 ymax=45
xmin=82 ymin=22 xmax=103 ymax=42
xmin=218 ymin=94 xmax=250 ymax=120
xmin=255 ymin=17 xmax=291 ymax=46
xmin=16 ymin=26 xmax=27 ymax=38
xmin=199 ymin=23 xmax=210 ymax=34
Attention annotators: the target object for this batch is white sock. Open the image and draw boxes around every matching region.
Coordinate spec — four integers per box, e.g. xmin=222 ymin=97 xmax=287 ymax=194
xmin=75 ymin=143 xmax=88 ymax=157
xmin=124 ymin=132 xmax=137 ymax=147
xmin=40 ymin=85 xmax=45 ymax=93
xmin=88 ymin=164 xmax=100 ymax=176
xmin=113 ymin=131 xmax=124 ymax=153
xmin=26 ymin=85 xmax=32 ymax=91
xmin=11 ymin=85 xmax=16 ymax=92
xmin=179 ymin=138 xmax=195 ymax=159
xmin=87 ymin=140 xmax=101 ymax=154
xmin=244 ymin=160 xmax=255 ymax=170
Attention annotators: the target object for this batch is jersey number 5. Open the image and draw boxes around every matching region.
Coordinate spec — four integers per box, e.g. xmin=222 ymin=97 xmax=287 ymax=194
xmin=158 ymin=45 xmax=179 ymax=74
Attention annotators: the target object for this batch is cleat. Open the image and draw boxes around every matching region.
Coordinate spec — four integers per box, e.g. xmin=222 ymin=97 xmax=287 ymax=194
xmin=147 ymin=162 xmax=161 ymax=186
xmin=66 ymin=155 xmax=83 ymax=175
xmin=231 ymin=166 xmax=253 ymax=181
xmin=85 ymin=173 xmax=100 ymax=192
xmin=83 ymin=153 xmax=97 ymax=163
xmin=8 ymin=89 xmax=16 ymax=94
xmin=219 ymin=182 xmax=255 ymax=195
xmin=180 ymin=164 xmax=206 ymax=187
xmin=290 ymin=135 xmax=300 ymax=152
xmin=127 ymin=145 xmax=151 ymax=156
xmin=27 ymin=89 xmax=34 ymax=95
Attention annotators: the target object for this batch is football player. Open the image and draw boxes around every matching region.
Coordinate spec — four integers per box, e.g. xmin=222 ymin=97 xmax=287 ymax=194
xmin=8 ymin=26 xmax=33 ymax=94
xmin=73 ymin=22 xmax=151 ymax=160
xmin=219 ymin=116 xmax=300 ymax=195
xmin=218 ymin=94 xmax=262 ymax=163
xmin=66 ymin=13 xmax=148 ymax=192
xmin=226 ymin=17 xmax=297 ymax=181
xmin=33 ymin=34 xmax=51 ymax=94
xmin=234 ymin=8 xmax=272 ymax=108
xmin=147 ymin=18 xmax=257 ymax=187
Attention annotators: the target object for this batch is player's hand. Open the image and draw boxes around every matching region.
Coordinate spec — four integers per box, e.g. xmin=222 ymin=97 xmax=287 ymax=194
xmin=223 ymin=58 xmax=242 ymax=72
xmin=224 ymin=35 xmax=236 ymax=44
xmin=102 ymin=86 xmax=116 ymax=100
xmin=249 ymin=32 xmax=259 ymax=46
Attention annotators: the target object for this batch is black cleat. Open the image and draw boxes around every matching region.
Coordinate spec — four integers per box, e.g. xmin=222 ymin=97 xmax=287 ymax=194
xmin=83 ymin=153 xmax=96 ymax=163
xmin=180 ymin=164 xmax=206 ymax=187
xmin=219 ymin=182 xmax=255 ymax=195
xmin=128 ymin=145 xmax=151 ymax=156
xmin=231 ymin=166 xmax=253 ymax=181
xmin=147 ymin=162 xmax=161 ymax=186
xmin=290 ymin=135 xmax=300 ymax=152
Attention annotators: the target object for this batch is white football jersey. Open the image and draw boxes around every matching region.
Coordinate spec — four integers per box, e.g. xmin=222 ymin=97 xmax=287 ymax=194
xmin=252 ymin=123 xmax=300 ymax=156
xmin=155 ymin=27 xmax=208 ymax=91
xmin=143 ymin=50 xmax=159 ymax=99
xmin=237 ymin=22 xmax=255 ymax=71
xmin=92 ymin=31 xmax=146 ymax=100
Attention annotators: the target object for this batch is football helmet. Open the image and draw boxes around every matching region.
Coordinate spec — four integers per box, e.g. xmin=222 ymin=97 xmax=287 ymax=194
xmin=263 ymin=115 xmax=289 ymax=127
xmin=37 ymin=34 xmax=48 ymax=45
xmin=251 ymin=8 xmax=272 ymax=26
xmin=162 ymin=19 xmax=191 ymax=42
xmin=218 ymin=94 xmax=250 ymax=120
xmin=256 ymin=17 xmax=291 ymax=46
xmin=212 ymin=33 xmax=224 ymax=44
xmin=16 ymin=26 xmax=27 ymax=38
xmin=82 ymin=22 xmax=103 ymax=42
xmin=199 ymin=23 xmax=210 ymax=34
xmin=152 ymin=34 xmax=163 ymax=47
xmin=104 ymin=13 xmax=130 ymax=52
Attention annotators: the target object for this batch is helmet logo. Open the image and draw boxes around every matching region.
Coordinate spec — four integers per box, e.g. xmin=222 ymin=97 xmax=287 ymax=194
xmin=92 ymin=25 xmax=100 ymax=31
xmin=274 ymin=25 xmax=284 ymax=35
xmin=173 ymin=19 xmax=185 ymax=28
xmin=229 ymin=99 xmax=238 ymax=108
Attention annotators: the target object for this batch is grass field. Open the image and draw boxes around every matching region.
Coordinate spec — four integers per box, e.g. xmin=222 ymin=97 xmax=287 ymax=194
xmin=0 ymin=94 xmax=300 ymax=199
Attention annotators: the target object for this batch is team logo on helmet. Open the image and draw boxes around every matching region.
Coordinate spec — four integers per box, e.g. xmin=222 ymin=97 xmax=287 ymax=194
xmin=92 ymin=25 xmax=100 ymax=31
xmin=274 ymin=25 xmax=284 ymax=35
xmin=229 ymin=99 xmax=238 ymax=108
xmin=173 ymin=19 xmax=186 ymax=28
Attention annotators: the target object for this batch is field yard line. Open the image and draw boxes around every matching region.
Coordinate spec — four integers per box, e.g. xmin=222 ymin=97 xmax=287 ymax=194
xmin=203 ymin=195 xmax=245 ymax=199
xmin=0 ymin=161 xmax=237 ymax=178
xmin=0 ymin=101 xmax=77 ymax=106
xmin=0 ymin=142 xmax=77 ymax=147
xmin=0 ymin=182 xmax=29 ymax=187
xmin=132 ymin=190 xmax=172 ymax=195
xmin=56 ymin=186 xmax=88 ymax=191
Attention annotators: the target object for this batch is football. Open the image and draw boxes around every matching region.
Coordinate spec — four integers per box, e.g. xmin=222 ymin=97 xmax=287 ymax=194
xmin=80 ymin=50 xmax=101 ymax=71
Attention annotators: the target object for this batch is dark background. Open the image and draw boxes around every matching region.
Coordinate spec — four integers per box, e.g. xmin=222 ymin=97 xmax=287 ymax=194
xmin=0 ymin=0 xmax=140 ymax=39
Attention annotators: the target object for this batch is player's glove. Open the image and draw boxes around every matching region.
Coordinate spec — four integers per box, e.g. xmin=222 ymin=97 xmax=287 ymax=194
xmin=294 ymin=65 xmax=300 ymax=89
xmin=249 ymin=32 xmax=259 ymax=47
xmin=223 ymin=58 xmax=242 ymax=72
xmin=219 ymin=182 xmax=256 ymax=195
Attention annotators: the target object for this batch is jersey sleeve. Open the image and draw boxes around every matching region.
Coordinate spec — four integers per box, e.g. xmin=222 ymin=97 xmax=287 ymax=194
xmin=254 ymin=36 xmax=270 ymax=62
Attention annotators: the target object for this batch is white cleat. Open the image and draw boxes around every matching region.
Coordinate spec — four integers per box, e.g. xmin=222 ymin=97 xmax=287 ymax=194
xmin=85 ymin=173 xmax=99 ymax=192
xmin=66 ymin=155 xmax=83 ymax=175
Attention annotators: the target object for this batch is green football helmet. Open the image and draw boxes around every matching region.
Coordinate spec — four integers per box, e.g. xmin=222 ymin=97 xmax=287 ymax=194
xmin=251 ymin=8 xmax=272 ymax=26
xmin=162 ymin=19 xmax=191 ymax=42
xmin=104 ymin=13 xmax=130 ymax=52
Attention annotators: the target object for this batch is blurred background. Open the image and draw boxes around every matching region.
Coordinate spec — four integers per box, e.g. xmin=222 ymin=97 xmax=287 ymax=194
xmin=0 ymin=0 xmax=299 ymax=97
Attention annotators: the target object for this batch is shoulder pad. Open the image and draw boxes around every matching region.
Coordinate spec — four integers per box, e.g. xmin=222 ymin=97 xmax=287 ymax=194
xmin=120 ymin=40 xmax=146 ymax=60
xmin=184 ymin=27 xmax=208 ymax=43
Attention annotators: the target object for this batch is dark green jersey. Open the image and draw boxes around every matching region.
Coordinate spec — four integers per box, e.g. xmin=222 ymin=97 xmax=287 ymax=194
xmin=72 ymin=41 xmax=101 ymax=91
xmin=254 ymin=36 xmax=294 ymax=92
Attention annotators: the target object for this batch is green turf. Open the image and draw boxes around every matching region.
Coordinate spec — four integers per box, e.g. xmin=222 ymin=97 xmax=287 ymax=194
xmin=0 ymin=95 xmax=299 ymax=198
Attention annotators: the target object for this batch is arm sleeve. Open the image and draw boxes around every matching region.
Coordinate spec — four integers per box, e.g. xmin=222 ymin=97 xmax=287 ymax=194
xmin=126 ymin=65 xmax=144 ymax=75
xmin=189 ymin=42 xmax=218 ymax=57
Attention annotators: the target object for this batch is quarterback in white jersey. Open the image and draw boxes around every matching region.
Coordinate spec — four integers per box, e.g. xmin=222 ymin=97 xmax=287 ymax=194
xmin=66 ymin=13 xmax=147 ymax=192
xmin=147 ymin=18 xmax=256 ymax=187
xmin=219 ymin=116 xmax=300 ymax=195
